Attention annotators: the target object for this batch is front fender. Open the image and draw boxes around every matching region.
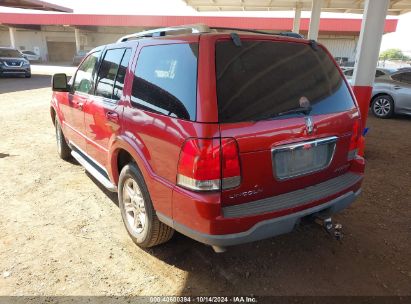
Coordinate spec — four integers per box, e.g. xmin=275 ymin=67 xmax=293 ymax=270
xmin=50 ymin=92 xmax=68 ymax=127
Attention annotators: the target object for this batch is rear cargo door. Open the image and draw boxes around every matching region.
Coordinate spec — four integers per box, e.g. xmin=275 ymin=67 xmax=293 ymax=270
xmin=215 ymin=39 xmax=359 ymax=206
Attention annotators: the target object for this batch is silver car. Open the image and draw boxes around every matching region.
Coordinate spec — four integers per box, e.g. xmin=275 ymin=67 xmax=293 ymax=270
xmin=371 ymin=69 xmax=411 ymax=118
xmin=343 ymin=67 xmax=395 ymax=81
xmin=21 ymin=50 xmax=41 ymax=62
xmin=0 ymin=47 xmax=31 ymax=78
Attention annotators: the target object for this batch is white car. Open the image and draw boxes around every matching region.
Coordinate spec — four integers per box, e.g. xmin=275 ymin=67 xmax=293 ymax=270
xmin=21 ymin=50 xmax=41 ymax=62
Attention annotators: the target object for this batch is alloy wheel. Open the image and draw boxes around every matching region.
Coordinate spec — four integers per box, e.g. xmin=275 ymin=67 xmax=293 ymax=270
xmin=122 ymin=177 xmax=147 ymax=235
xmin=373 ymin=98 xmax=391 ymax=117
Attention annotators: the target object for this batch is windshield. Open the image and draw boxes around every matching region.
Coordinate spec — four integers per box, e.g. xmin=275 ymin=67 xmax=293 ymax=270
xmin=0 ymin=49 xmax=23 ymax=58
xmin=215 ymin=40 xmax=355 ymax=123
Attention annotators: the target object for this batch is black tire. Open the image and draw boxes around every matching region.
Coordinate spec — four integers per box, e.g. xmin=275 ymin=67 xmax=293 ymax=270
xmin=25 ymin=72 xmax=31 ymax=78
xmin=55 ymin=114 xmax=71 ymax=160
xmin=371 ymin=95 xmax=394 ymax=118
xmin=118 ymin=163 xmax=174 ymax=248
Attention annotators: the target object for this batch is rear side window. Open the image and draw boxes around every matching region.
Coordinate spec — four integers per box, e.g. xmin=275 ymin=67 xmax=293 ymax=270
xmin=131 ymin=43 xmax=198 ymax=120
xmin=73 ymin=51 xmax=101 ymax=94
xmin=392 ymin=72 xmax=411 ymax=85
xmin=95 ymin=48 xmax=129 ymax=100
xmin=215 ymin=40 xmax=355 ymax=123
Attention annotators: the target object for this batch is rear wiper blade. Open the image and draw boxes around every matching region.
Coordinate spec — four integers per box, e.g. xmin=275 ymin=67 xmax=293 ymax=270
xmin=276 ymin=106 xmax=312 ymax=117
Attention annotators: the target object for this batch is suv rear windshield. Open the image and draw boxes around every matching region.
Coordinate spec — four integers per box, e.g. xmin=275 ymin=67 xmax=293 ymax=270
xmin=215 ymin=40 xmax=355 ymax=123
xmin=0 ymin=49 xmax=23 ymax=58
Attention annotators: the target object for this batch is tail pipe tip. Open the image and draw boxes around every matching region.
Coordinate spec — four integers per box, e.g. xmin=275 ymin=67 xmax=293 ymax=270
xmin=212 ymin=245 xmax=227 ymax=253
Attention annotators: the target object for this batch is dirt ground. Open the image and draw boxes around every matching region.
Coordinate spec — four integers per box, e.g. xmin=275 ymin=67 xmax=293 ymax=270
xmin=0 ymin=71 xmax=410 ymax=297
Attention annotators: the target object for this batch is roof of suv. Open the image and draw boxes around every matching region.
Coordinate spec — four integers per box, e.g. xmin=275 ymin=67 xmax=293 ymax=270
xmin=88 ymin=27 xmax=310 ymax=58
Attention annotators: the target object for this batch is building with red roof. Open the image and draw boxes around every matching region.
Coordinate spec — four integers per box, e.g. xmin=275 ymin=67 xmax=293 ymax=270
xmin=0 ymin=13 xmax=398 ymax=63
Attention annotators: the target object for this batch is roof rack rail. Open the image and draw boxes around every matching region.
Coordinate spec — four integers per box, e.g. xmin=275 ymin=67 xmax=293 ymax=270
xmin=116 ymin=25 xmax=304 ymax=43
xmin=117 ymin=24 xmax=210 ymax=42
xmin=210 ymin=27 xmax=304 ymax=39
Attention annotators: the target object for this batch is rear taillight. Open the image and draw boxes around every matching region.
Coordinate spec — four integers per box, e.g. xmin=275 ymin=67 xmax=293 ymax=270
xmin=348 ymin=119 xmax=361 ymax=160
xmin=221 ymin=138 xmax=241 ymax=190
xmin=177 ymin=138 xmax=241 ymax=191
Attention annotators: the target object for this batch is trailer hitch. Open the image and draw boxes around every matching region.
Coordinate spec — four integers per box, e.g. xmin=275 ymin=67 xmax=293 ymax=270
xmin=315 ymin=217 xmax=343 ymax=240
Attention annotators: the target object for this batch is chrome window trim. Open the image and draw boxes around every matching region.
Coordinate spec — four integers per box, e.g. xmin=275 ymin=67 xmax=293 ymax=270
xmin=271 ymin=136 xmax=338 ymax=181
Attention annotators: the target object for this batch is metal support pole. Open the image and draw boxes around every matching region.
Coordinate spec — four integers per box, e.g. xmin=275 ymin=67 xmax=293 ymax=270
xmin=352 ymin=0 xmax=389 ymax=130
xmin=308 ymin=0 xmax=322 ymax=40
xmin=9 ymin=27 xmax=16 ymax=48
xmin=74 ymin=28 xmax=81 ymax=53
xmin=292 ymin=4 xmax=302 ymax=34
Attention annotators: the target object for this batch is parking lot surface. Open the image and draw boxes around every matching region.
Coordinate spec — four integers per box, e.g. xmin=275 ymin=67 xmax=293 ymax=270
xmin=0 ymin=71 xmax=410 ymax=296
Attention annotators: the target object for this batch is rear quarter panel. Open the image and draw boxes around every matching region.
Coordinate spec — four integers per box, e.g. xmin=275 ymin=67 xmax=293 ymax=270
xmin=112 ymin=36 xmax=221 ymax=219
xmin=372 ymin=78 xmax=395 ymax=101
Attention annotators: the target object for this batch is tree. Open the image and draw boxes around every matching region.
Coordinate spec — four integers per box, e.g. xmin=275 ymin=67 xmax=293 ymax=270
xmin=379 ymin=48 xmax=410 ymax=60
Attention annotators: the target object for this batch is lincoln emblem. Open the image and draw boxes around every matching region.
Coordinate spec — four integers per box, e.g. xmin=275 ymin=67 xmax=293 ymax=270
xmin=305 ymin=116 xmax=314 ymax=134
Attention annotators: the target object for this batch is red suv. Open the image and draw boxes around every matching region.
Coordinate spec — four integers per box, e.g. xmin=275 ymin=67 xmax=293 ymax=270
xmin=51 ymin=25 xmax=365 ymax=252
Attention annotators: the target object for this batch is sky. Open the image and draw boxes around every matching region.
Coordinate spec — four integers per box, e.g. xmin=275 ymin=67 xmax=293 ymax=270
xmin=1 ymin=0 xmax=410 ymax=54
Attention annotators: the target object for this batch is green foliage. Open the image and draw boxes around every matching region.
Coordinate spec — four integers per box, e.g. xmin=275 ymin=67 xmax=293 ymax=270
xmin=380 ymin=48 xmax=410 ymax=60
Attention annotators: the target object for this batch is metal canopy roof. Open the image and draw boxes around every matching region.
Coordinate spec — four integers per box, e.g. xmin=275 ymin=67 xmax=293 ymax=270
xmin=0 ymin=13 xmax=398 ymax=34
xmin=0 ymin=0 xmax=73 ymax=12
xmin=183 ymin=0 xmax=411 ymax=15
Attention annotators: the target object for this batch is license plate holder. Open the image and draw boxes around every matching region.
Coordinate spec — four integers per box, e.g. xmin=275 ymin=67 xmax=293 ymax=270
xmin=272 ymin=136 xmax=337 ymax=180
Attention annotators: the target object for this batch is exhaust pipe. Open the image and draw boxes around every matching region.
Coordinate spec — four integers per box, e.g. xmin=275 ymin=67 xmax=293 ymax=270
xmin=212 ymin=245 xmax=227 ymax=253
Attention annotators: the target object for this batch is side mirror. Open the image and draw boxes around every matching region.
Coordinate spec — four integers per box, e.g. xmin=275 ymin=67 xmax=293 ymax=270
xmin=52 ymin=73 xmax=69 ymax=92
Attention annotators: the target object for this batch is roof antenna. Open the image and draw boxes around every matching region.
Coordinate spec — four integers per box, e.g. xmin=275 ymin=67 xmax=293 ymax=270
xmin=230 ymin=33 xmax=242 ymax=47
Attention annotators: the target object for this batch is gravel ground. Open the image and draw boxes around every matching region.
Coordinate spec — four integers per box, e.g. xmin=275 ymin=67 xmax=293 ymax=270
xmin=0 ymin=72 xmax=410 ymax=297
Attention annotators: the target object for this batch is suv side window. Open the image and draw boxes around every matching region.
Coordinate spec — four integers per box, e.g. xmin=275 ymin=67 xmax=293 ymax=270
xmin=72 ymin=51 xmax=101 ymax=94
xmin=131 ymin=43 xmax=198 ymax=121
xmin=113 ymin=49 xmax=132 ymax=101
xmin=95 ymin=48 xmax=128 ymax=99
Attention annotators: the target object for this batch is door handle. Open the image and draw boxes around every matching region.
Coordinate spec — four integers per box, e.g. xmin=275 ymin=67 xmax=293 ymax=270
xmin=394 ymin=85 xmax=401 ymax=90
xmin=106 ymin=111 xmax=119 ymax=122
